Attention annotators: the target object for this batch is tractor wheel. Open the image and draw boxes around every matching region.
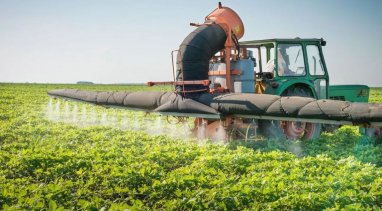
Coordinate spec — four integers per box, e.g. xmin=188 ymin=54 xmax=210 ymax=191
xmin=258 ymin=119 xmax=285 ymax=139
xmin=281 ymin=119 xmax=321 ymax=140
xmin=193 ymin=118 xmax=258 ymax=142
xmin=322 ymin=124 xmax=340 ymax=133
xmin=193 ymin=118 xmax=227 ymax=141
xmin=365 ymin=126 xmax=382 ymax=139
xmin=259 ymin=86 xmax=322 ymax=140
xmin=228 ymin=120 xmax=257 ymax=142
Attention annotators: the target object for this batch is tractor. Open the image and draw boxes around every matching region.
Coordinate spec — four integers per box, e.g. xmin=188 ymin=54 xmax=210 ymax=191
xmin=186 ymin=37 xmax=373 ymax=141
xmin=228 ymin=38 xmax=371 ymax=140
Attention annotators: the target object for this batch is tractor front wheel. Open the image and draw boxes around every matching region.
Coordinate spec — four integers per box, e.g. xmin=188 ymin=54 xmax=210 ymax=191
xmin=193 ymin=118 xmax=258 ymax=142
xmin=365 ymin=126 xmax=382 ymax=139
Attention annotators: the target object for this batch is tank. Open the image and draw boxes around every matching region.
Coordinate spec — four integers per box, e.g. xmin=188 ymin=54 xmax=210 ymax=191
xmin=208 ymin=60 xmax=255 ymax=93
xmin=232 ymin=59 xmax=255 ymax=93
xmin=205 ymin=3 xmax=244 ymax=39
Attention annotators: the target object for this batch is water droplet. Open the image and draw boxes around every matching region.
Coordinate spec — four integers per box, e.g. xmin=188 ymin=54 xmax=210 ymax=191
xmin=154 ymin=116 xmax=163 ymax=134
xmin=47 ymin=99 xmax=53 ymax=119
xmin=72 ymin=104 xmax=78 ymax=122
xmin=121 ymin=113 xmax=129 ymax=130
xmin=90 ymin=109 xmax=97 ymax=124
xmin=101 ymin=112 xmax=108 ymax=125
xmin=81 ymin=105 xmax=87 ymax=126
xmin=110 ymin=112 xmax=117 ymax=127
xmin=54 ymin=100 xmax=61 ymax=121
xmin=214 ymin=122 xmax=226 ymax=143
xmin=64 ymin=102 xmax=70 ymax=122
xmin=133 ymin=114 xmax=140 ymax=130
xmin=197 ymin=122 xmax=206 ymax=140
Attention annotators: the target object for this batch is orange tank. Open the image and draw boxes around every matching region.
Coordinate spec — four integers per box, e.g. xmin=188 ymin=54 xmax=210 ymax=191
xmin=205 ymin=3 xmax=245 ymax=39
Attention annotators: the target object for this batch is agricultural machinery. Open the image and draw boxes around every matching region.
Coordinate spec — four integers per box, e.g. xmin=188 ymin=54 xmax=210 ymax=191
xmin=48 ymin=2 xmax=382 ymax=141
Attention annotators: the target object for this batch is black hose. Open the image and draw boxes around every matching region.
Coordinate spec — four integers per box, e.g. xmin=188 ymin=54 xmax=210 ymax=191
xmin=176 ymin=24 xmax=227 ymax=96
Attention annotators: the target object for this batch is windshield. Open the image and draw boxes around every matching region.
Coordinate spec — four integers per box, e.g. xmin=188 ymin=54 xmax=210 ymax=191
xmin=277 ymin=44 xmax=306 ymax=77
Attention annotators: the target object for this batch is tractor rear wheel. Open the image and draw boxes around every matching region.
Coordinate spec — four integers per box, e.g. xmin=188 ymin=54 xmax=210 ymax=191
xmin=281 ymin=119 xmax=321 ymax=140
xmin=259 ymin=86 xmax=321 ymax=140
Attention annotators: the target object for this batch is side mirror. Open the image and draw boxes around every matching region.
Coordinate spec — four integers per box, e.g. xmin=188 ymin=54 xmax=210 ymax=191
xmin=320 ymin=38 xmax=326 ymax=46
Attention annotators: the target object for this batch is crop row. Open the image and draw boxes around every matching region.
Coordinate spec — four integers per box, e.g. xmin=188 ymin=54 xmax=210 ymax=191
xmin=0 ymin=83 xmax=381 ymax=209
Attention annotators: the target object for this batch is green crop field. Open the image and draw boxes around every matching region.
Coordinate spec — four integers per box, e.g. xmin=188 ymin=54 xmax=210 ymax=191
xmin=0 ymin=83 xmax=382 ymax=210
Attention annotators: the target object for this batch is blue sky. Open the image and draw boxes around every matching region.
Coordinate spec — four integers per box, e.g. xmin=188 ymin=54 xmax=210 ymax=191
xmin=0 ymin=0 xmax=381 ymax=86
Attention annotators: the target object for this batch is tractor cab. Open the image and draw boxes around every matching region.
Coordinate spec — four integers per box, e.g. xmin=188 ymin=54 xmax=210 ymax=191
xmin=240 ymin=38 xmax=329 ymax=99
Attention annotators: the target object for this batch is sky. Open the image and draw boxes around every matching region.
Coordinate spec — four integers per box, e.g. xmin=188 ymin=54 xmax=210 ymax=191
xmin=0 ymin=0 xmax=381 ymax=86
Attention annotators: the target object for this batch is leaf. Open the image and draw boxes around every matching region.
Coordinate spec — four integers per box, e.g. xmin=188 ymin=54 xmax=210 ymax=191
xmin=49 ymin=200 xmax=57 ymax=210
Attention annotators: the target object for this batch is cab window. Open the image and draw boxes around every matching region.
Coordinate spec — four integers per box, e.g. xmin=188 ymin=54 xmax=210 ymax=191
xmin=277 ymin=44 xmax=305 ymax=76
xmin=307 ymin=45 xmax=325 ymax=75
xmin=260 ymin=45 xmax=275 ymax=73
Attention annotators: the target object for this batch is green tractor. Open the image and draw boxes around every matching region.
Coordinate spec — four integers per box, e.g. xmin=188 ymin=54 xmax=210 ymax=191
xmin=240 ymin=38 xmax=371 ymax=139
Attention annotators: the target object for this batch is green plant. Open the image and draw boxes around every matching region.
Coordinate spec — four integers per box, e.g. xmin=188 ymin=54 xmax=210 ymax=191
xmin=0 ymin=84 xmax=381 ymax=210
